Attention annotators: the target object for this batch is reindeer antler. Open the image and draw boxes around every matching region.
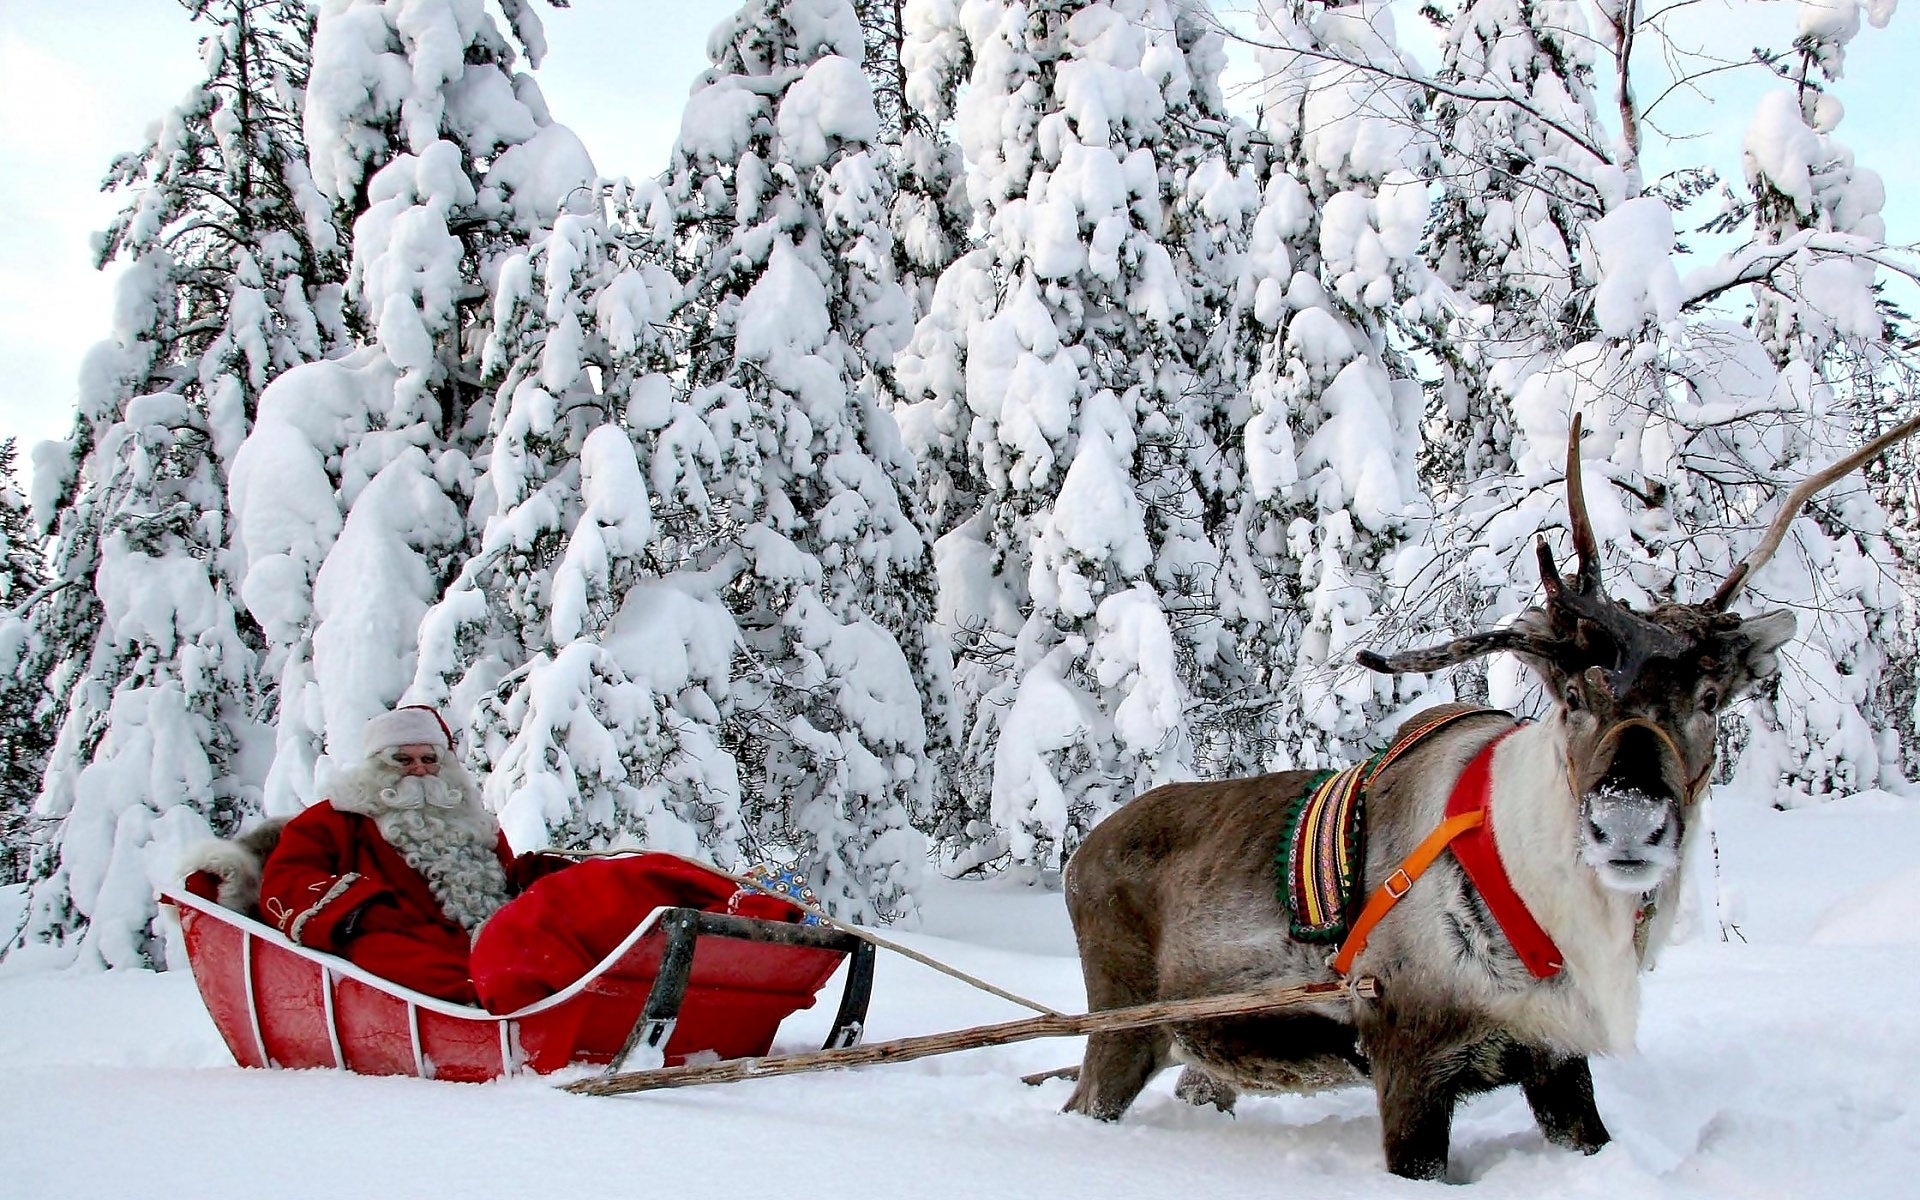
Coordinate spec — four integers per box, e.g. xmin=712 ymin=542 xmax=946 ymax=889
xmin=1708 ymin=411 xmax=1920 ymax=611
xmin=1359 ymin=414 xmax=1678 ymax=679
xmin=1535 ymin=413 xmax=1601 ymax=603
xmin=1564 ymin=413 xmax=1602 ymax=595
xmin=1356 ymin=629 xmax=1563 ymax=675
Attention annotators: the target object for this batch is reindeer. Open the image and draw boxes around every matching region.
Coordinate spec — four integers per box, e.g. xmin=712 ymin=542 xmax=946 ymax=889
xmin=1061 ymin=414 xmax=1919 ymax=1179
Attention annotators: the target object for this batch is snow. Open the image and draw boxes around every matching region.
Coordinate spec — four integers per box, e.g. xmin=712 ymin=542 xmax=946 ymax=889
xmin=4 ymin=794 xmax=1920 ymax=1196
xmin=15 ymin=0 xmax=1920 ymax=1129
xmin=676 ymin=79 xmax=764 ymax=167
xmin=776 ymin=54 xmax=879 ymax=170
xmin=1745 ymin=91 xmax=1825 ymax=216
xmin=309 ymin=449 xmax=463 ymax=769
xmin=1584 ymin=197 xmax=1683 ymax=338
xmin=486 ymin=122 xmax=598 ymax=225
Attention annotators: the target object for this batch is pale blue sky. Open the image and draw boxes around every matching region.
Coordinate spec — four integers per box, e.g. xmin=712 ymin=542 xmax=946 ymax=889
xmin=1 ymin=0 xmax=1912 ymax=466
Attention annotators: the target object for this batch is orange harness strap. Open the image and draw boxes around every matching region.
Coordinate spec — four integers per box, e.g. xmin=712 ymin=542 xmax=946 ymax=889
xmin=1328 ymin=810 xmax=1484 ymax=976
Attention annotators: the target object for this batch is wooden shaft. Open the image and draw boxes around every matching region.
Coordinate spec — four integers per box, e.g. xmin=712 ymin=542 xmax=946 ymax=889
xmin=564 ymin=977 xmax=1380 ymax=1098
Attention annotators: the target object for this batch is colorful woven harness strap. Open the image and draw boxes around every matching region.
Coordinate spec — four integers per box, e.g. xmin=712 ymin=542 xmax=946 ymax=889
xmin=1281 ymin=704 xmax=1510 ymax=943
xmin=1330 ymin=723 xmax=1564 ymax=979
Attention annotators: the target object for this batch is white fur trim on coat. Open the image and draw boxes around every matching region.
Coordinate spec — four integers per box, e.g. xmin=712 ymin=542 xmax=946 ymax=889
xmin=288 ymin=873 xmax=364 ymax=945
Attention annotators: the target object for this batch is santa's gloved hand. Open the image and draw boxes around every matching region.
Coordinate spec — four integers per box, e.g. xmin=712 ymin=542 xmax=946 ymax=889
xmin=339 ymin=896 xmax=405 ymax=943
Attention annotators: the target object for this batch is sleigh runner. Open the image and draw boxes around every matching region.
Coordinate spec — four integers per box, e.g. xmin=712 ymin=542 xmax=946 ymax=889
xmin=162 ymin=882 xmax=876 ymax=1083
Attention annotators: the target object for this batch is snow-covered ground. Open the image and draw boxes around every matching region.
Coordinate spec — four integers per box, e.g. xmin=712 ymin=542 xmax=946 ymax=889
xmin=3 ymin=796 xmax=1917 ymax=1198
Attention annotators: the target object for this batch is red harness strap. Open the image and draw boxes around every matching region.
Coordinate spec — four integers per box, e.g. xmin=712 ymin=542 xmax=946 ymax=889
xmin=1330 ymin=725 xmax=1564 ymax=979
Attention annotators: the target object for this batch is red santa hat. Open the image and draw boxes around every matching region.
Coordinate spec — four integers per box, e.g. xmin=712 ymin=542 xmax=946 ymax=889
xmin=360 ymin=705 xmax=456 ymax=759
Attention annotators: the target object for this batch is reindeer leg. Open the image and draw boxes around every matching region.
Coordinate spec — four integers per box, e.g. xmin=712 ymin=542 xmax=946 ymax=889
xmin=1061 ymin=866 xmax=1167 ymax=1123
xmin=1373 ymin=1052 xmax=1459 ymax=1181
xmin=1522 ymin=1055 xmax=1610 ymax=1154
xmin=1363 ymin=1013 xmax=1465 ymax=1181
xmin=1064 ymin=1026 xmax=1170 ymax=1120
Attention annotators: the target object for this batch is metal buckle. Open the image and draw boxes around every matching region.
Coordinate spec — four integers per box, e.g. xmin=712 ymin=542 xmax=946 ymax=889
xmin=1384 ymin=869 xmax=1413 ymax=899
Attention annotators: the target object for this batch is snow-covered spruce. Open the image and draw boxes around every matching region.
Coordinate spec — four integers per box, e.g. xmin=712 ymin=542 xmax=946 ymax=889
xmin=662 ymin=0 xmax=952 ymax=922
xmin=1223 ymin=0 xmax=1445 ymax=774
xmin=895 ymin=0 xmax=1264 ymax=875
xmin=1397 ymin=0 xmax=1916 ymax=813
xmin=408 ymin=177 xmax=754 ymax=864
xmin=230 ymin=0 xmax=589 ymax=822
xmin=0 ymin=439 xmax=53 ymax=885
xmin=11 ymin=0 xmax=343 ymax=968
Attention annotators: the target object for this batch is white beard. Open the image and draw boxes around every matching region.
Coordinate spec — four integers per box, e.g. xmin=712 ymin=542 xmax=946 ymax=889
xmin=328 ymin=758 xmax=513 ymax=931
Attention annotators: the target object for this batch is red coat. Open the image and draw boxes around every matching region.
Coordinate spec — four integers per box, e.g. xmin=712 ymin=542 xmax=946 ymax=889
xmin=258 ymin=802 xmax=554 ymax=1004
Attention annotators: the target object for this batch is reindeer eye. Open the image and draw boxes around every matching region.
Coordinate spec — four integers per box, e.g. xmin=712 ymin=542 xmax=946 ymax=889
xmin=1563 ymin=683 xmax=1583 ymax=712
xmin=1700 ymin=687 xmax=1721 ymax=714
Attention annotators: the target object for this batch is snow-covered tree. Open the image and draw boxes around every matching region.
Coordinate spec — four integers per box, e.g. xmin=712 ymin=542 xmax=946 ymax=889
xmin=10 ymin=0 xmax=344 ymax=967
xmin=1291 ymin=0 xmax=1920 ymax=813
xmin=230 ymin=0 xmax=594 ymax=817
xmin=879 ymin=0 xmax=973 ymax=322
xmin=895 ymin=0 xmax=1263 ymax=873
xmin=1681 ymin=0 xmax=1914 ymax=802
xmin=1224 ymin=0 xmax=1444 ymax=770
xmin=1350 ymin=0 xmax=1628 ymax=720
xmin=404 ymin=171 xmax=758 ymax=862
xmin=1422 ymin=0 xmax=1611 ymax=489
xmin=0 ymin=440 xmax=52 ymax=884
xmin=666 ymin=0 xmax=950 ymax=920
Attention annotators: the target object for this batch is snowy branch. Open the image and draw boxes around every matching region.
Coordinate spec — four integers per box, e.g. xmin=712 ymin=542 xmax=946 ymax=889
xmin=1214 ymin=26 xmax=1615 ymax=168
xmin=1683 ymin=231 xmax=1920 ymax=309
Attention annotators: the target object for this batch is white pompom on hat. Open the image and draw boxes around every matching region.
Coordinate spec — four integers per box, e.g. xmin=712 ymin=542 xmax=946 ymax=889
xmin=360 ymin=705 xmax=455 ymax=758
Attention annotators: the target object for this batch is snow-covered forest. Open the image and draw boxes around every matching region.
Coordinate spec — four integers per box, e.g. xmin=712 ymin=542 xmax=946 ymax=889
xmin=2 ymin=0 xmax=1916 ymax=974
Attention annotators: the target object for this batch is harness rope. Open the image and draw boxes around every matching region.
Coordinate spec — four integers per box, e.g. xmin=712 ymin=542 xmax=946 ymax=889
xmin=543 ymin=847 xmax=1064 ymax=1017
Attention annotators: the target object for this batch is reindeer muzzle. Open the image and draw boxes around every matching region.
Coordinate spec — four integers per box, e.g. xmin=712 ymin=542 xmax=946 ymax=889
xmin=1577 ymin=717 xmax=1695 ymax=892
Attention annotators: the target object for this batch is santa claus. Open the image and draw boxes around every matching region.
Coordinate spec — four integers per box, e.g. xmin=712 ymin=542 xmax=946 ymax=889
xmin=222 ymin=704 xmax=804 ymax=1010
xmin=256 ymin=705 xmax=558 ymax=1003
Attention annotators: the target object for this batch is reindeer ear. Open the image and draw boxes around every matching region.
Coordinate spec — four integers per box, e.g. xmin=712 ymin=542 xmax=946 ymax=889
xmin=1732 ymin=609 xmax=1796 ymax=692
xmin=1503 ymin=607 xmax=1561 ymax=686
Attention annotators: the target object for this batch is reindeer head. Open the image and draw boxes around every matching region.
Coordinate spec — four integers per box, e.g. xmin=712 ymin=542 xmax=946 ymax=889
xmin=1497 ymin=593 xmax=1792 ymax=892
xmin=1359 ymin=411 xmax=1919 ymax=892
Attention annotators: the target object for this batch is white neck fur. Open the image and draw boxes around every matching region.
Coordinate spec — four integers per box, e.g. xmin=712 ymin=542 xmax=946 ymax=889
xmin=1484 ymin=717 xmax=1644 ymax=1053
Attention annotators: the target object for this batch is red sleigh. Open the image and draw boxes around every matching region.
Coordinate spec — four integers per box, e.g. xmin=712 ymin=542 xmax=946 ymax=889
xmin=161 ymin=883 xmax=876 ymax=1083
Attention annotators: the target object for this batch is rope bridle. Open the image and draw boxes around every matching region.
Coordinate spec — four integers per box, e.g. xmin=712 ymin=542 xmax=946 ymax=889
xmin=1567 ymin=715 xmax=1712 ymax=809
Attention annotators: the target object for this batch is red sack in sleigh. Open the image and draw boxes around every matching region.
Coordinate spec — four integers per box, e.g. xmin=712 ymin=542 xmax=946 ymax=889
xmin=469 ymin=853 xmax=803 ymax=1014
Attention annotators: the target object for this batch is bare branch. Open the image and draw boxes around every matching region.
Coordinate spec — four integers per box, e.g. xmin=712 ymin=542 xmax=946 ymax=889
xmin=1212 ymin=24 xmax=1615 ymax=168
xmin=1682 ymin=230 xmax=1920 ymax=309
xmin=1710 ymin=410 xmax=1920 ymax=610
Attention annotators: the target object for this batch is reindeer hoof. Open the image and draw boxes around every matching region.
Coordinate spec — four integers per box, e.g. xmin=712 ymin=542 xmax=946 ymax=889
xmin=1173 ymin=1066 xmax=1237 ymax=1114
